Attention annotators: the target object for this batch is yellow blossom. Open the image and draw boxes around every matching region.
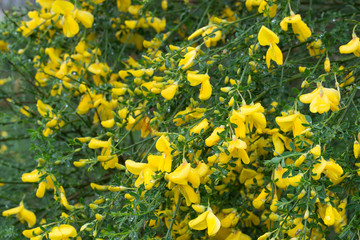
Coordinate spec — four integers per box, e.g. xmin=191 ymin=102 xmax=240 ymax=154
xmin=179 ymin=48 xmax=199 ymax=70
xmin=48 ymin=224 xmax=77 ymax=240
xmin=324 ymin=57 xmax=331 ymax=72
xmin=190 ymin=118 xmax=209 ymax=135
xmin=339 ymin=35 xmax=360 ymax=56
xmin=275 ymin=111 xmax=308 ymax=137
xmin=299 ymin=83 xmax=341 ymax=114
xmin=258 ymin=0 xmax=277 ymax=18
xmin=161 ymin=84 xmax=178 ymax=100
xmin=202 ymin=26 xmax=222 ymax=48
xmin=280 ymin=13 xmax=311 ymax=42
xmin=2 ymin=202 xmax=36 ymax=227
xmin=354 ymin=140 xmax=360 ymax=159
xmin=205 ymin=126 xmax=225 ymax=147
xmin=258 ymin=26 xmax=283 ymax=68
xmin=188 ymin=208 xmax=221 ymax=237
xmin=52 ymin=0 xmax=94 ymax=38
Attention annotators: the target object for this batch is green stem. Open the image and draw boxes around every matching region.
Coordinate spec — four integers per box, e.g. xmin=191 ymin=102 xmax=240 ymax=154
xmin=165 ymin=195 xmax=182 ymax=240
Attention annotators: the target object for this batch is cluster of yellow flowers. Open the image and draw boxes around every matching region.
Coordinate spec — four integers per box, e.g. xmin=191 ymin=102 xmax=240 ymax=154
xmin=2 ymin=0 xmax=360 ymax=239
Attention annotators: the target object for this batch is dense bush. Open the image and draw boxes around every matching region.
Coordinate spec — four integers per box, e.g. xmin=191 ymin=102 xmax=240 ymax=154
xmin=1 ymin=0 xmax=360 ymax=239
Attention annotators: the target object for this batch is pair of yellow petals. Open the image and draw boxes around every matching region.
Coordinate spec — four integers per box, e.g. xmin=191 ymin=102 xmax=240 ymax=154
xmin=22 ymin=169 xmax=55 ymax=198
xmin=23 ymin=224 xmax=77 ymax=240
xmin=323 ymin=204 xmax=342 ymax=226
xmin=280 ymin=14 xmax=311 ymax=42
xmin=167 ymin=162 xmax=201 ymax=188
xmin=188 ymin=209 xmax=221 ymax=237
xmin=312 ymin=157 xmax=344 ymax=184
xmin=339 ymin=35 xmax=360 ymax=56
xmin=230 ymin=103 xmax=267 ymax=139
xmin=299 ymin=84 xmax=340 ymax=114
xmin=52 ymin=0 xmax=94 ymax=38
xmin=2 ymin=202 xmax=36 ymax=228
xmin=187 ymin=72 xmax=212 ymax=101
xmin=258 ymin=26 xmax=283 ymax=68
xmin=275 ymin=112 xmax=308 ymax=137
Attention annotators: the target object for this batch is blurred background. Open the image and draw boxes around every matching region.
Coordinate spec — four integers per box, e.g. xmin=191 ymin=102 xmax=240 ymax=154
xmin=0 ymin=0 xmax=34 ymax=19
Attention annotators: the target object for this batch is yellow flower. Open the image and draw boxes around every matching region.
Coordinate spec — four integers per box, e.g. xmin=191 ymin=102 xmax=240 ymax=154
xmin=239 ymin=168 xmax=257 ymax=184
xmin=202 ymin=25 xmax=222 ymax=48
xmin=240 ymin=103 xmax=267 ymax=134
xmin=258 ymin=26 xmax=283 ymax=68
xmin=166 ymin=161 xmax=203 ymax=206
xmin=88 ymin=138 xmax=111 ymax=149
xmin=258 ymin=0 xmax=277 ymax=18
xmin=266 ymin=42 xmax=283 ymax=68
xmin=324 ymin=57 xmax=331 ymax=72
xmin=154 ymin=135 xmax=173 ymax=172
xmin=257 ymin=232 xmax=271 ymax=240
xmin=245 ymin=0 xmax=262 ymax=11
xmin=354 ymin=140 xmax=360 ymax=159
xmin=188 ymin=26 xmax=209 ymax=40
xmin=339 ymin=71 xmax=354 ymax=87
xmin=125 ymin=160 xmax=156 ymax=190
xmin=146 ymin=17 xmax=166 ymax=33
xmin=280 ymin=13 xmax=311 ymax=42
xmin=287 ymin=218 xmax=304 ymax=237
xmin=88 ymin=62 xmax=110 ymax=77
xmin=98 ymin=146 xmax=119 ymax=169
xmin=48 ymin=224 xmax=77 ymax=240
xmin=167 ymin=161 xmax=200 ymax=188
xmin=0 ymin=40 xmax=8 ymax=51
xmin=275 ymin=111 xmax=308 ymax=137
xmin=161 ymin=0 xmax=168 ymax=10
xmin=225 ymin=230 xmax=251 ymax=240
xmin=228 ymin=137 xmax=250 ymax=164
xmin=221 ymin=210 xmax=238 ymax=228
xmin=179 ymin=47 xmax=199 ymax=70
xmin=54 ymin=186 xmax=74 ymax=210
xmin=101 ymin=118 xmax=115 ymax=128
xmin=229 ymin=109 xmax=246 ymax=138
xmin=18 ymin=11 xmax=45 ymax=37
xmin=52 ymin=0 xmax=94 ymax=38
xmin=325 ymin=158 xmax=344 ymax=184
xmin=299 ymin=66 xmax=306 ymax=73
xmin=294 ymin=154 xmax=306 ymax=167
xmin=310 ymin=144 xmax=321 ymax=157
xmin=299 ymin=83 xmax=341 ymax=114
xmin=188 ymin=208 xmax=221 ymax=237
xmin=312 ymin=157 xmax=327 ymax=180
xmin=312 ymin=157 xmax=343 ymax=183
xmin=205 ymin=126 xmax=225 ymax=147
xmin=161 ymin=83 xmax=178 ymax=100
xmin=173 ymin=184 xmax=200 ymax=206
xmin=190 ymin=118 xmax=209 ymax=135
xmin=307 ymin=39 xmax=325 ymax=57
xmin=258 ymin=25 xmax=279 ymax=46
xmin=37 ymin=99 xmax=53 ymax=118
xmin=187 ymin=72 xmax=209 ymax=86
xmin=19 ymin=106 xmax=31 ymax=117
xmin=199 ymin=78 xmax=212 ymax=100
xmin=273 ymin=165 xmax=302 ymax=189
xmin=117 ymin=0 xmax=131 ymax=12
xmin=252 ymin=186 xmax=269 ymax=209
xmin=23 ymin=226 xmax=43 ymax=239
xmin=323 ymin=204 xmax=341 ymax=226
xmin=339 ymin=35 xmax=360 ymax=56
xmin=2 ymin=202 xmax=36 ymax=227
xmin=22 ymin=169 xmax=55 ymax=198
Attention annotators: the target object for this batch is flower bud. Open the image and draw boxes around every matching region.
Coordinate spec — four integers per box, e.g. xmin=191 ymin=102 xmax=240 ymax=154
xmin=324 ymin=57 xmax=330 ymax=73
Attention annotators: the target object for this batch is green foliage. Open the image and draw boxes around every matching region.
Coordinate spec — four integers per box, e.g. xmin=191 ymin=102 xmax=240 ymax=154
xmin=1 ymin=0 xmax=360 ymax=239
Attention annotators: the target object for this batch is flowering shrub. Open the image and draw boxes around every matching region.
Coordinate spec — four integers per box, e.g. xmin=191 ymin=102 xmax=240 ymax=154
xmin=1 ymin=0 xmax=360 ymax=239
